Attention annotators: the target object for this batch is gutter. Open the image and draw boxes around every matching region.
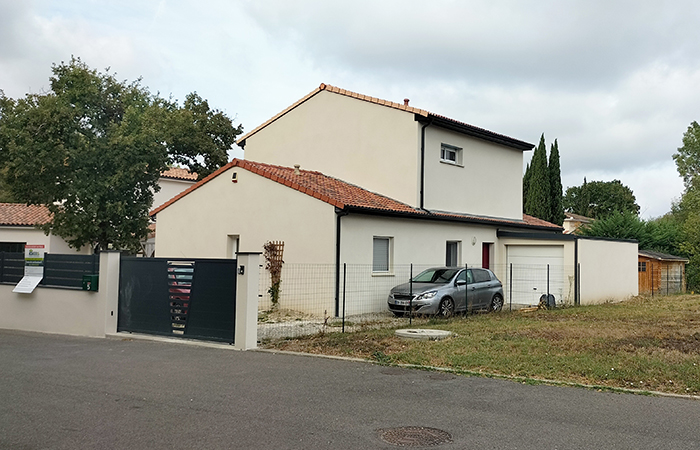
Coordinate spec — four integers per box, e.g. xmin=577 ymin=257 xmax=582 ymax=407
xmin=334 ymin=208 xmax=349 ymax=317
xmin=418 ymin=117 xmax=433 ymax=210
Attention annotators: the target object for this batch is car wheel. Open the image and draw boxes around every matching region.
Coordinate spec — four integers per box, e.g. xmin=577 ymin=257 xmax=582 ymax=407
xmin=490 ymin=294 xmax=504 ymax=313
xmin=438 ymin=297 xmax=455 ymax=318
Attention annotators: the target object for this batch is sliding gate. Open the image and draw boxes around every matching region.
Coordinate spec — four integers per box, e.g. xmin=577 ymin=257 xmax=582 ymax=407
xmin=118 ymin=257 xmax=237 ymax=343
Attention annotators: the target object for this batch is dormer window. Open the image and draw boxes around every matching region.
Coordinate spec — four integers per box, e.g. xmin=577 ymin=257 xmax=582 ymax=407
xmin=440 ymin=144 xmax=462 ymax=166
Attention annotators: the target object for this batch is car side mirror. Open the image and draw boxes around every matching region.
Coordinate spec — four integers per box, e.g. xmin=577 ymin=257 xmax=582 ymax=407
xmin=456 ymin=280 xmax=466 ymax=286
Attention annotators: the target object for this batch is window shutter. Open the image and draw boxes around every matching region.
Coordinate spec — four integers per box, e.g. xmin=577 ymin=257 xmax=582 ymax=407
xmin=373 ymin=238 xmax=389 ymax=272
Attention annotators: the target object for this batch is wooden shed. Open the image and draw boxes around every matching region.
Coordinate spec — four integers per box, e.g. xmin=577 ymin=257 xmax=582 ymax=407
xmin=638 ymin=250 xmax=688 ymax=295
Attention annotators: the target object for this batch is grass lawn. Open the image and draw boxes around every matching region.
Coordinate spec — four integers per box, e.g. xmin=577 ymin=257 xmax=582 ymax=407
xmin=262 ymin=294 xmax=700 ymax=395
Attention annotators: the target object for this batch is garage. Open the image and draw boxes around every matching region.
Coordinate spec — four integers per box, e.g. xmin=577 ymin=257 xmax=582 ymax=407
xmin=506 ymin=245 xmax=566 ymax=306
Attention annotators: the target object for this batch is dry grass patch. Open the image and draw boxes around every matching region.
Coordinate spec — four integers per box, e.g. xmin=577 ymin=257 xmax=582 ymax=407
xmin=264 ymin=295 xmax=700 ymax=395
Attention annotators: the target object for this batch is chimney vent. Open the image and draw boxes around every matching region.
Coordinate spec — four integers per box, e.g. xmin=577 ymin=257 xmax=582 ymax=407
xmin=403 ymin=98 xmax=410 ymax=106
xmin=294 ymin=164 xmax=301 ymax=175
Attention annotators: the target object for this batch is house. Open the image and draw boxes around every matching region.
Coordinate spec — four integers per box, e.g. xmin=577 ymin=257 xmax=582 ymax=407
xmin=0 ymin=203 xmax=90 ymax=255
xmin=154 ymin=168 xmax=198 ymax=210
xmin=638 ymin=250 xmax=688 ymax=295
xmin=152 ymin=84 xmax=638 ymax=313
xmin=563 ymin=212 xmax=593 ymax=234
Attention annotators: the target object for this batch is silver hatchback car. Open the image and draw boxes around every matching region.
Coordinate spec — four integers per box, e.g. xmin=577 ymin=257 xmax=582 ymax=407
xmin=387 ymin=267 xmax=504 ymax=317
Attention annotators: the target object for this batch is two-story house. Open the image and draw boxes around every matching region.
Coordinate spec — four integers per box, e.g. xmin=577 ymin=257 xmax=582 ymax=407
xmin=152 ymin=84 xmax=638 ymax=313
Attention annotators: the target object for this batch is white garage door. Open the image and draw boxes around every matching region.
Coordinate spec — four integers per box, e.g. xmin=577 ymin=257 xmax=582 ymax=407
xmin=506 ymin=245 xmax=565 ymax=306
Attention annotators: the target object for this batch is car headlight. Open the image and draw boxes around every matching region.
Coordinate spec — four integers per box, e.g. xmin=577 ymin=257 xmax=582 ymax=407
xmin=416 ymin=291 xmax=437 ymax=301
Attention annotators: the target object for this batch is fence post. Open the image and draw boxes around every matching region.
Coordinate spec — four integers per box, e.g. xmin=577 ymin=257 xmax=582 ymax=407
xmin=509 ymin=263 xmax=512 ymax=312
xmin=342 ymin=263 xmax=347 ymax=333
xmin=234 ymin=252 xmax=261 ymax=350
xmin=547 ymin=264 xmax=550 ymax=302
xmin=465 ymin=263 xmax=469 ymax=315
xmin=99 ymin=250 xmax=121 ymax=336
xmin=667 ymin=265 xmax=669 ymax=295
xmin=576 ymin=263 xmax=581 ymax=306
xmin=409 ymin=264 xmax=413 ymax=326
xmin=651 ymin=262 xmax=654 ymax=298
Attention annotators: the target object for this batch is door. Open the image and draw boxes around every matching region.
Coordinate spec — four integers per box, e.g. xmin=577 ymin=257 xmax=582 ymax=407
xmin=482 ymin=243 xmax=491 ymax=269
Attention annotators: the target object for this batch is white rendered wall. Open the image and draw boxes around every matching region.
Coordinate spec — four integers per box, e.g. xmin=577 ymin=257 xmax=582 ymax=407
xmin=154 ymin=167 xmax=337 ymax=264
xmin=242 ymin=90 xmax=421 ymax=207
xmin=423 ymin=126 xmax=525 ymax=220
xmin=578 ymin=238 xmax=638 ymax=304
xmin=154 ymin=178 xmax=196 ymax=211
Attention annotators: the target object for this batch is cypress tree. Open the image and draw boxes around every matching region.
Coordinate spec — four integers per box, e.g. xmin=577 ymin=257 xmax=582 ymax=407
xmin=548 ymin=139 xmax=564 ymax=225
xmin=525 ymin=134 xmax=551 ymax=221
xmin=522 ymin=162 xmax=532 ymax=213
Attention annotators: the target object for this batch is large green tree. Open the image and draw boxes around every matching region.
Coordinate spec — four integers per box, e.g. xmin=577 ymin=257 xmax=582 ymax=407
xmin=0 ymin=58 xmax=242 ymax=252
xmin=563 ymin=179 xmax=639 ymax=219
xmin=548 ymin=139 xmax=564 ymax=225
xmin=524 ymin=134 xmax=551 ymax=221
xmin=672 ymin=121 xmax=700 ymax=189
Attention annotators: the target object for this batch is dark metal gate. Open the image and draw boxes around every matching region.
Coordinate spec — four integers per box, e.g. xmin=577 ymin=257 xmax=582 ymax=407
xmin=118 ymin=257 xmax=237 ymax=343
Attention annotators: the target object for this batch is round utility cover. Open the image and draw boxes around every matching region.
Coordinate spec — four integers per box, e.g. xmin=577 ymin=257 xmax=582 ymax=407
xmin=395 ymin=329 xmax=453 ymax=341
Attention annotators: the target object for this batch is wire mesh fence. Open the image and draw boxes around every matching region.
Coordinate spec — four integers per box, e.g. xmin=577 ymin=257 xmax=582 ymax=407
xmin=639 ymin=262 xmax=685 ymax=296
xmin=257 ymin=262 xmax=583 ymax=341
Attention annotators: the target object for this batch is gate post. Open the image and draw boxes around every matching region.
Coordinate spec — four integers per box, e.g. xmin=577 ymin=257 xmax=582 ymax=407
xmin=235 ymin=252 xmax=261 ymax=350
xmin=99 ymin=250 xmax=121 ymax=336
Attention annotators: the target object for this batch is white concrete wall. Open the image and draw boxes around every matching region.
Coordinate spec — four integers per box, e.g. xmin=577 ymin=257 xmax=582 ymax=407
xmin=0 ymin=227 xmax=90 ymax=254
xmin=423 ymin=126 xmax=524 ymax=219
xmin=154 ymin=178 xmax=196 ymax=211
xmin=154 ymin=166 xmax=337 ymax=264
xmin=0 ymin=252 xmax=119 ymax=338
xmin=243 ymin=90 xmax=421 ymax=207
xmin=578 ymin=238 xmax=638 ymax=304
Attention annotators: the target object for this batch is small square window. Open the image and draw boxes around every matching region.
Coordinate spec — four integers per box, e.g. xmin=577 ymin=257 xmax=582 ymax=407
xmin=440 ymin=144 xmax=462 ymax=165
xmin=638 ymin=261 xmax=647 ymax=272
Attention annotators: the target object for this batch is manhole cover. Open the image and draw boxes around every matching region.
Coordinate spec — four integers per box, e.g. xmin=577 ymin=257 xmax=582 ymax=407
xmin=377 ymin=426 xmax=452 ymax=447
xmin=395 ymin=329 xmax=453 ymax=341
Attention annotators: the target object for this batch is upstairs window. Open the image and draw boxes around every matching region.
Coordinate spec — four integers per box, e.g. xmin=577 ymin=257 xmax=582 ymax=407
xmin=440 ymin=144 xmax=462 ymax=165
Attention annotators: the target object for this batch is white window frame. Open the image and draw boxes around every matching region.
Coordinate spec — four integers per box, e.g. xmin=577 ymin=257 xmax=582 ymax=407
xmin=440 ymin=143 xmax=463 ymax=166
xmin=372 ymin=236 xmax=393 ymax=274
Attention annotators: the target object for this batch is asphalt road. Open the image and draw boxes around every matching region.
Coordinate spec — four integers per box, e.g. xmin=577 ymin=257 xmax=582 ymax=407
xmin=1 ymin=330 xmax=698 ymax=450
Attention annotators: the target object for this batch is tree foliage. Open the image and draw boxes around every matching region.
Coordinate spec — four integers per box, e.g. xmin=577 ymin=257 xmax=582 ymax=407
xmin=524 ymin=134 xmax=551 ymax=221
xmin=548 ymin=139 xmax=564 ymax=226
xmin=673 ymin=121 xmax=700 ymax=189
xmin=563 ymin=179 xmax=639 ymax=219
xmin=0 ymin=58 xmax=242 ymax=252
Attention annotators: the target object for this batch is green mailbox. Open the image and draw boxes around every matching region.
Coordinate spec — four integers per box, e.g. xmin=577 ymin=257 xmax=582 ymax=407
xmin=82 ymin=274 xmax=99 ymax=291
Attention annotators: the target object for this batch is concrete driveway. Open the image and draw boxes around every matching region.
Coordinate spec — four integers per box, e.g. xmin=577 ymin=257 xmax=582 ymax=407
xmin=1 ymin=330 xmax=698 ymax=449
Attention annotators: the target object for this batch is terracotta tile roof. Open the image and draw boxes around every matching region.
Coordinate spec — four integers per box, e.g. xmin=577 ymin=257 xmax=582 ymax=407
xmin=160 ymin=167 xmax=198 ymax=181
xmin=0 ymin=203 xmax=51 ymax=226
xmin=150 ymin=159 xmax=562 ymax=232
xmin=236 ymin=83 xmax=533 ymax=151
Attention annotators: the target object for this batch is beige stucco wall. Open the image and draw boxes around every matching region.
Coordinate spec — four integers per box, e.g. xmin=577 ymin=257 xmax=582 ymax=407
xmin=0 ymin=252 xmax=119 ymax=337
xmin=578 ymin=238 xmax=638 ymax=304
xmin=423 ymin=126 xmax=524 ymax=219
xmin=154 ymin=178 xmax=196 ymax=211
xmin=154 ymin=166 xmax=337 ymax=264
xmin=242 ymin=90 xmax=421 ymax=207
xmin=0 ymin=227 xmax=90 ymax=254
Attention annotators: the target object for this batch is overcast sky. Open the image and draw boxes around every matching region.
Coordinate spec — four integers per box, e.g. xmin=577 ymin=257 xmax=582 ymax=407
xmin=1 ymin=0 xmax=696 ymax=218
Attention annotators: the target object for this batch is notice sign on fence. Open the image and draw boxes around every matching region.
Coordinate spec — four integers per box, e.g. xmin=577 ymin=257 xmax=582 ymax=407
xmin=13 ymin=244 xmax=45 ymax=293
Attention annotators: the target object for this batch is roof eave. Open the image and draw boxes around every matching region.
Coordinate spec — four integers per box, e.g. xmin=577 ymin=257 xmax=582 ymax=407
xmin=417 ymin=114 xmax=534 ymax=151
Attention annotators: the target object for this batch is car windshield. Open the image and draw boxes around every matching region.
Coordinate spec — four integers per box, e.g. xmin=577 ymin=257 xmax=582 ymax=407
xmin=412 ymin=268 xmax=460 ymax=283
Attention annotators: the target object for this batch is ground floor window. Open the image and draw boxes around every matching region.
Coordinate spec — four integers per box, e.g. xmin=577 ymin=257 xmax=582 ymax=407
xmin=446 ymin=241 xmax=460 ymax=267
xmin=638 ymin=261 xmax=647 ymax=272
xmin=373 ymin=237 xmax=392 ymax=273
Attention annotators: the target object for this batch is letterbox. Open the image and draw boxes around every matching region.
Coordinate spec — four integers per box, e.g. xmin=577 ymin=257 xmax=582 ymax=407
xmin=82 ymin=274 xmax=99 ymax=291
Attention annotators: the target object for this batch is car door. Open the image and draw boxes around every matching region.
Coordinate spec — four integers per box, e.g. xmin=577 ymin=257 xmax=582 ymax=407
xmin=471 ymin=269 xmax=493 ymax=309
xmin=453 ymin=270 xmax=467 ymax=312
